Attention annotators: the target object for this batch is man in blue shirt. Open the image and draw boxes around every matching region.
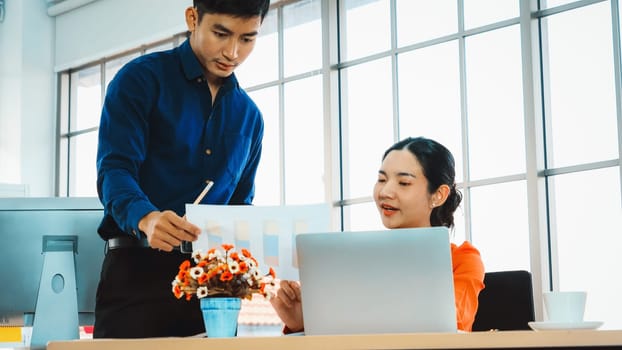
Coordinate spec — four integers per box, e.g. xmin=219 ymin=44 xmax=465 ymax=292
xmin=94 ymin=0 xmax=270 ymax=338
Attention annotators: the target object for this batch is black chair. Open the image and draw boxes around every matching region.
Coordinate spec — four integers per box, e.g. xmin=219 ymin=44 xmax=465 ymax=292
xmin=472 ymin=270 xmax=535 ymax=331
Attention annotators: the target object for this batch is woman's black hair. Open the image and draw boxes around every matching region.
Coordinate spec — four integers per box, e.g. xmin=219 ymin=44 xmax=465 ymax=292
xmin=194 ymin=0 xmax=271 ymax=22
xmin=382 ymin=136 xmax=462 ymax=229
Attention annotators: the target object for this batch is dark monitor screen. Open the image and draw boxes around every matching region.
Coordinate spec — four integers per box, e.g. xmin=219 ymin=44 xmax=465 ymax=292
xmin=0 ymin=197 xmax=104 ymax=338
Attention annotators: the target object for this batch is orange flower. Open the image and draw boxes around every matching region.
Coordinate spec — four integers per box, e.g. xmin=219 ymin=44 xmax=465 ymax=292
xmin=171 ymin=244 xmax=277 ymax=300
xmin=173 ymin=284 xmax=183 ymax=299
xmin=220 ymin=270 xmax=233 ymax=282
xmin=241 ymin=248 xmax=252 ymax=258
xmin=179 ymin=260 xmax=191 ymax=271
xmin=239 ymin=261 xmax=248 ymax=273
xmin=197 ymin=273 xmax=209 ymax=284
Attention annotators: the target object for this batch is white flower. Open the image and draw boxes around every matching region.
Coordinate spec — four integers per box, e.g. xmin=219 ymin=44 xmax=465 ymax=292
xmin=262 ymin=275 xmax=274 ymax=284
xmin=209 ymin=249 xmax=224 ymax=261
xmin=189 ymin=266 xmax=204 ymax=279
xmin=247 ymin=258 xmax=257 ymax=269
xmin=192 ymin=250 xmax=203 ymax=263
xmin=243 ymin=273 xmax=253 ymax=285
xmin=196 ymin=286 xmax=208 ymax=298
xmin=264 ymin=288 xmax=277 ymax=300
xmin=228 ymin=259 xmax=240 ymax=274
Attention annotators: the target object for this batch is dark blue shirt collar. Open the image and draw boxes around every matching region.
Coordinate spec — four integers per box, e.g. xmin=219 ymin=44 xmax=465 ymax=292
xmin=179 ymin=39 xmax=239 ymax=93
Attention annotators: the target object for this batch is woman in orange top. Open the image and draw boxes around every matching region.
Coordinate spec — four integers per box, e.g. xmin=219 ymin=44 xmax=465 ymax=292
xmin=271 ymin=136 xmax=485 ymax=332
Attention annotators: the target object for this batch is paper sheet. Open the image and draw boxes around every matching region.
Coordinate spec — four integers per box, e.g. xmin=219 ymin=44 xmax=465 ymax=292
xmin=186 ymin=203 xmax=331 ymax=280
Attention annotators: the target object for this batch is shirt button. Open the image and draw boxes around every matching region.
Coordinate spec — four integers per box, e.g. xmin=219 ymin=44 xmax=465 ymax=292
xmin=197 ymin=78 xmax=203 ymax=83
xmin=205 ymin=149 xmax=212 ymax=155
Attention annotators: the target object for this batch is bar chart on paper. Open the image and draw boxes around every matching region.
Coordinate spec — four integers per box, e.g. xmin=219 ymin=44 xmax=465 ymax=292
xmin=186 ymin=203 xmax=331 ymax=280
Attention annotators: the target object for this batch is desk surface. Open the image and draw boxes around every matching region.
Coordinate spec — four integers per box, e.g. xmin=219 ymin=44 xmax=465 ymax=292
xmin=47 ymin=330 xmax=622 ymax=350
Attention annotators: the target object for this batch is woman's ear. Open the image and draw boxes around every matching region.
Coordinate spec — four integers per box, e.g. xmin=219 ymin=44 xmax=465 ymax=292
xmin=431 ymin=184 xmax=451 ymax=208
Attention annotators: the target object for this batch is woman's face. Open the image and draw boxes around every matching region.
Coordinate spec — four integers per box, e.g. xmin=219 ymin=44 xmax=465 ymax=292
xmin=373 ymin=149 xmax=436 ymax=229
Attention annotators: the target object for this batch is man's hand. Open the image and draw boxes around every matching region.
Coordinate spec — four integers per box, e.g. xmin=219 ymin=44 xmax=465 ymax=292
xmin=270 ymin=280 xmax=304 ymax=332
xmin=138 ymin=210 xmax=200 ymax=251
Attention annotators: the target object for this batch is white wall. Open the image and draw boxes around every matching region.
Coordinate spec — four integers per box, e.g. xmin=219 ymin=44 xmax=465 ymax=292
xmin=0 ymin=0 xmax=23 ymax=186
xmin=0 ymin=0 xmax=55 ymax=196
xmin=0 ymin=0 xmax=191 ymax=196
xmin=55 ymin=0 xmax=190 ymax=71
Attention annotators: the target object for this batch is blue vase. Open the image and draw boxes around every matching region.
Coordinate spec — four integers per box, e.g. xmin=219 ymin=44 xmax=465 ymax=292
xmin=200 ymin=297 xmax=241 ymax=338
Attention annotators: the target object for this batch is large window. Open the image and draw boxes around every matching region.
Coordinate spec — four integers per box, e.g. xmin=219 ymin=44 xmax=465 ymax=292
xmin=238 ymin=0 xmax=326 ymax=205
xmin=340 ymin=58 xmax=394 ymax=203
xmin=58 ymin=39 xmax=178 ymax=197
xmin=59 ymin=65 xmax=101 ymax=197
xmin=58 ymin=0 xmax=622 ymax=329
xmin=544 ymin=2 xmax=618 ymax=167
xmin=539 ymin=0 xmax=622 ymax=326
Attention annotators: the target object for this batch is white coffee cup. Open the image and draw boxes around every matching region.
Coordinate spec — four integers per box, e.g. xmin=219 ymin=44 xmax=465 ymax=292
xmin=543 ymin=291 xmax=587 ymax=323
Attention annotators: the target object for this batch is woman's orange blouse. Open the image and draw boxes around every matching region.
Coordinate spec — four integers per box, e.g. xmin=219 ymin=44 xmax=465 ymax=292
xmin=451 ymin=241 xmax=485 ymax=331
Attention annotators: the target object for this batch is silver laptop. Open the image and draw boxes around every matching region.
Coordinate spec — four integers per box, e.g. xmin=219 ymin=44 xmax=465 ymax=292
xmin=296 ymin=227 xmax=457 ymax=335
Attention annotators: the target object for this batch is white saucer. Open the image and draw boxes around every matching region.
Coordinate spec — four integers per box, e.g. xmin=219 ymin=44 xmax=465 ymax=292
xmin=528 ymin=321 xmax=604 ymax=331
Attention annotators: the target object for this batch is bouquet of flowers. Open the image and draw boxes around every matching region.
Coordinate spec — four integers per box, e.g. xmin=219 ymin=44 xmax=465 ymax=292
xmin=172 ymin=243 xmax=277 ymax=301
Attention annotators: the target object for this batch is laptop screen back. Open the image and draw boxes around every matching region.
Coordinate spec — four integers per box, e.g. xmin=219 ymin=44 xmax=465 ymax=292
xmin=296 ymin=227 xmax=457 ymax=335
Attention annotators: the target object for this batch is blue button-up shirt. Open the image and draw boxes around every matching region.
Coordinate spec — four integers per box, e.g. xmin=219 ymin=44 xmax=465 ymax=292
xmin=96 ymin=39 xmax=263 ymax=239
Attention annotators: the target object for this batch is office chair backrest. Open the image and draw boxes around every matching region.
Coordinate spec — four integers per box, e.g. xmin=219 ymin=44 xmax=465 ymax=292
xmin=472 ymin=270 xmax=535 ymax=331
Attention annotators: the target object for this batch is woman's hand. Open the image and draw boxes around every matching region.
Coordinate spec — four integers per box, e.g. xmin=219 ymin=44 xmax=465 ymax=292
xmin=270 ymin=280 xmax=304 ymax=332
